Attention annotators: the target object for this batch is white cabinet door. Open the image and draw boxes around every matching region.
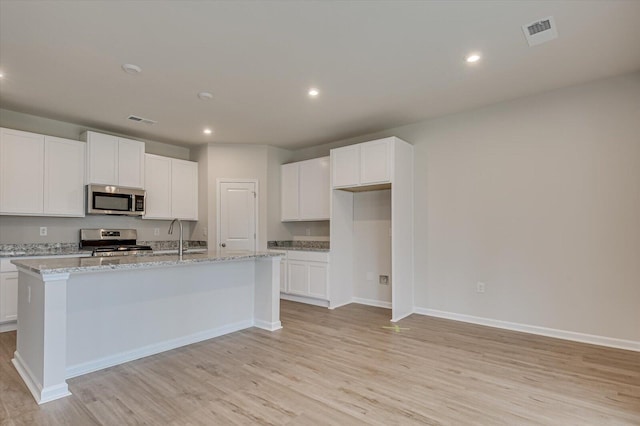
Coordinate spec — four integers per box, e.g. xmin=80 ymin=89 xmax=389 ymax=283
xmin=287 ymin=261 xmax=308 ymax=295
xmin=0 ymin=272 xmax=18 ymax=323
xmin=171 ymin=159 xmax=198 ymax=220
xmin=280 ymin=162 xmax=299 ymax=221
xmin=84 ymin=132 xmax=145 ymax=187
xmin=299 ymin=157 xmax=330 ymax=220
xmin=144 ymin=154 xmax=172 ymax=219
xmin=118 ymin=137 xmax=145 ymax=188
xmin=360 ymin=138 xmax=392 ymax=185
xmin=332 ymin=145 xmax=360 ymax=188
xmin=0 ymin=128 xmax=45 ymax=214
xmin=285 ymin=251 xmax=329 ymax=300
xmin=44 ymin=136 xmax=85 ymax=216
xmin=144 ymin=155 xmax=198 ymax=220
xmin=85 ymin=131 xmax=118 ymax=185
xmin=308 ymin=263 xmax=328 ymax=299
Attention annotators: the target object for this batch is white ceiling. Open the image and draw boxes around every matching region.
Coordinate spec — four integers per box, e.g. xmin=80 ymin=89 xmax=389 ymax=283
xmin=1 ymin=1 xmax=639 ymax=149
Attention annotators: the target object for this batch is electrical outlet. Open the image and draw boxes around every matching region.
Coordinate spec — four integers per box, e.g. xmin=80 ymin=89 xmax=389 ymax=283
xmin=203 ymin=227 xmax=207 ymax=236
xmin=477 ymin=282 xmax=486 ymax=293
xmin=153 ymin=228 xmax=160 ymax=236
xmin=39 ymin=227 xmax=47 ymax=236
xmin=305 ymin=228 xmax=311 ymax=236
xmin=379 ymin=275 xmax=389 ymax=285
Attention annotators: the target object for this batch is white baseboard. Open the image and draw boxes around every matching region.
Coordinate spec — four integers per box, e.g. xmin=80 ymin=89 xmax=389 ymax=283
xmin=254 ymin=319 xmax=282 ymax=331
xmin=352 ymin=297 xmax=391 ymax=309
xmin=66 ymin=320 xmax=254 ymax=378
xmin=0 ymin=321 xmax=17 ymax=333
xmin=281 ymin=293 xmax=329 ymax=307
xmin=328 ymin=300 xmax=352 ymax=310
xmin=413 ymin=307 xmax=640 ymax=352
xmin=13 ymin=351 xmax=71 ymax=404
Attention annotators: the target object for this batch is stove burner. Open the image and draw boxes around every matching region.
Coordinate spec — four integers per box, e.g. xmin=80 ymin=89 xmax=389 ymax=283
xmin=80 ymin=229 xmax=153 ymax=257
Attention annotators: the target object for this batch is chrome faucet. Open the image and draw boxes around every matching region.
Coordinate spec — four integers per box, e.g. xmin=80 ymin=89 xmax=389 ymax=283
xmin=168 ymin=218 xmax=184 ymax=258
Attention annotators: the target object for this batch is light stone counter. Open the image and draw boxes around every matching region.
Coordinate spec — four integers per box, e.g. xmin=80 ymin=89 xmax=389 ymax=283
xmin=11 ymin=250 xmax=279 ymax=275
xmin=11 ymin=250 xmax=282 ymax=404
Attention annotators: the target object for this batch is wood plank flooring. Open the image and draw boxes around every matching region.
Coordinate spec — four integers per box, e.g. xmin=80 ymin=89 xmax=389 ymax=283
xmin=1 ymin=300 xmax=639 ymax=425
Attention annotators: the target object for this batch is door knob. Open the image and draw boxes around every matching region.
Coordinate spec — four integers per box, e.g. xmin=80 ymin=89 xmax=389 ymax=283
xmin=221 ymin=243 xmax=226 ymax=247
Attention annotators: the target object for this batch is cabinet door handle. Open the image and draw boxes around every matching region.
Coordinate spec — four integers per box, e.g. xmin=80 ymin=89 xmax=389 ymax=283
xmin=220 ymin=243 xmax=226 ymax=248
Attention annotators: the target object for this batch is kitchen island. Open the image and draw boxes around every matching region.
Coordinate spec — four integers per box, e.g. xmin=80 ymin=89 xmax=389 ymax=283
xmin=10 ymin=251 xmax=281 ymax=404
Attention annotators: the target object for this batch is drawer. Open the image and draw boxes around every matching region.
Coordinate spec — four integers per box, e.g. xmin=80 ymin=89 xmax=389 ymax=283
xmin=287 ymin=250 xmax=329 ymax=263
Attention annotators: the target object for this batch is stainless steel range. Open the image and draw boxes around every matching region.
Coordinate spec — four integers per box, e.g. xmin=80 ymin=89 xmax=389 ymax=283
xmin=79 ymin=229 xmax=153 ymax=256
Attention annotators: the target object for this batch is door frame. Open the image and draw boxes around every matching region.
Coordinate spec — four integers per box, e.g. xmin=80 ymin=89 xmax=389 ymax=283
xmin=216 ymin=178 xmax=259 ymax=251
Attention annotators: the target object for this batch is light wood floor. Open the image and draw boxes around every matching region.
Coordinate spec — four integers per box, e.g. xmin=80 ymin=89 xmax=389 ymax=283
xmin=1 ymin=301 xmax=638 ymax=425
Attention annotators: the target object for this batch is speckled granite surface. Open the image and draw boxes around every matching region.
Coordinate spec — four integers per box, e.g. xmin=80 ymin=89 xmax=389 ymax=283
xmin=267 ymin=240 xmax=330 ymax=252
xmin=11 ymin=251 xmax=279 ymax=275
xmin=140 ymin=240 xmax=207 ymax=251
xmin=0 ymin=243 xmax=86 ymax=257
xmin=0 ymin=241 xmax=208 ymax=258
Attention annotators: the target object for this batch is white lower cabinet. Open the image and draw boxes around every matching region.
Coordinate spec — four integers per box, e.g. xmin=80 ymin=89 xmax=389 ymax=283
xmin=0 ymin=271 xmax=18 ymax=323
xmin=278 ymin=250 xmax=329 ymax=302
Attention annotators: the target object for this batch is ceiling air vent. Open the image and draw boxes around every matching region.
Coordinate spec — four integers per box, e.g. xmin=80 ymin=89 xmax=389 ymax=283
xmin=127 ymin=115 xmax=157 ymax=125
xmin=522 ymin=16 xmax=558 ymax=46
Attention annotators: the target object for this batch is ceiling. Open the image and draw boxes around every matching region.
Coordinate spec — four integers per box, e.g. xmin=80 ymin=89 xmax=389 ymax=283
xmin=1 ymin=1 xmax=639 ymax=149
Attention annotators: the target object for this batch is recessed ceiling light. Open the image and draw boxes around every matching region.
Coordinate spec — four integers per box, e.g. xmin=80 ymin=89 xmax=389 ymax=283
xmin=122 ymin=63 xmax=142 ymax=74
xmin=0 ymin=72 xmax=4 ymax=78
xmin=198 ymin=91 xmax=213 ymax=100
xmin=308 ymin=88 xmax=319 ymax=97
xmin=203 ymin=128 xmax=213 ymax=135
xmin=465 ymin=54 xmax=481 ymax=63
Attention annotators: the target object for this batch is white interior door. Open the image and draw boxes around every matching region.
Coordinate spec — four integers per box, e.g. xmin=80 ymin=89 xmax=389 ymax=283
xmin=218 ymin=181 xmax=257 ymax=251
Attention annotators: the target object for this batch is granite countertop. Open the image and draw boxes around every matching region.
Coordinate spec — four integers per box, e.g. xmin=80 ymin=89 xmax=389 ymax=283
xmin=267 ymin=240 xmax=330 ymax=252
xmin=0 ymin=243 xmax=88 ymax=258
xmin=0 ymin=241 xmax=208 ymax=258
xmin=11 ymin=250 xmax=280 ymax=275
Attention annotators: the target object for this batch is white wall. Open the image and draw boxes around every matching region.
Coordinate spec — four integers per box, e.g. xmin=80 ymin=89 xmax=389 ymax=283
xmin=291 ymin=72 xmax=640 ymax=343
xmin=267 ymin=146 xmax=294 ymax=241
xmin=353 ymin=189 xmax=391 ymax=305
xmin=206 ymin=144 xmax=270 ymax=250
xmin=409 ymin=72 xmax=640 ymax=343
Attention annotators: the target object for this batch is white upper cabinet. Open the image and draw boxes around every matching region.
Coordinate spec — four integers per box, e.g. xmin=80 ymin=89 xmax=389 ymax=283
xmin=360 ymin=138 xmax=393 ymax=185
xmin=143 ymin=154 xmax=172 ymax=219
xmin=170 ymin=158 xmax=198 ymax=220
xmin=281 ymin=156 xmax=329 ymax=222
xmin=85 ymin=131 xmax=118 ymax=185
xmin=331 ymin=137 xmax=395 ymax=189
xmin=0 ymin=128 xmax=85 ymax=217
xmin=0 ymin=128 xmax=45 ymax=214
xmin=331 ymin=144 xmax=360 ymax=188
xmin=44 ymin=136 xmax=85 ymax=216
xmin=143 ymin=154 xmax=198 ymax=221
xmin=117 ymin=137 xmax=145 ymax=188
xmin=280 ymin=163 xmax=300 ymax=221
xmin=83 ymin=131 xmax=145 ymax=188
xmin=299 ymin=156 xmax=330 ymax=220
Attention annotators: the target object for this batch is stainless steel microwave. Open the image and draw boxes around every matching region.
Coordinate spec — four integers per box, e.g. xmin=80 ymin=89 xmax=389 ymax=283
xmin=86 ymin=184 xmax=146 ymax=216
